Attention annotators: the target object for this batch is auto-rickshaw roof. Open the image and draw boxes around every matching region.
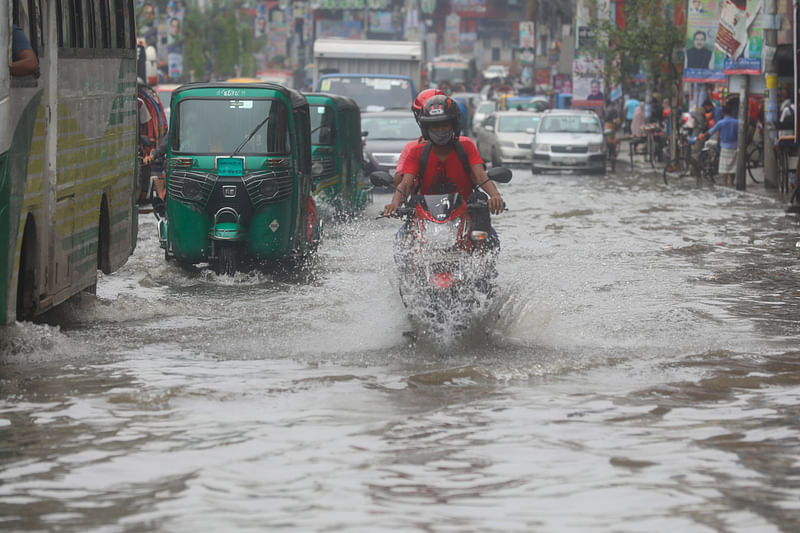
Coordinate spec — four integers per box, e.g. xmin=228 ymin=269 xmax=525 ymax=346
xmin=172 ymin=81 xmax=308 ymax=110
xmin=302 ymin=92 xmax=359 ymax=113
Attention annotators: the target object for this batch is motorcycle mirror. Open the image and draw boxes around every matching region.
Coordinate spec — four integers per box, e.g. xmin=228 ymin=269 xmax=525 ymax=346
xmin=369 ymin=171 xmax=393 ymax=187
xmin=487 ymin=166 xmax=512 ymax=183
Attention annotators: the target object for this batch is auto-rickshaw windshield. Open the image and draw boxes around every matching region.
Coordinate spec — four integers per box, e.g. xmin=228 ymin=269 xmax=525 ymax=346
xmin=310 ymin=104 xmax=336 ymax=145
xmin=175 ymin=98 xmax=290 ymax=154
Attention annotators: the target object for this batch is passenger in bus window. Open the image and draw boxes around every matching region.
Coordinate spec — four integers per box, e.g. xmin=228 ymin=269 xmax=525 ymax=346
xmin=11 ymin=24 xmax=39 ymax=78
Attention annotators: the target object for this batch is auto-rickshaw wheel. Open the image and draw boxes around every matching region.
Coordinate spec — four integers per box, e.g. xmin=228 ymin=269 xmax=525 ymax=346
xmin=216 ymin=244 xmax=238 ymax=276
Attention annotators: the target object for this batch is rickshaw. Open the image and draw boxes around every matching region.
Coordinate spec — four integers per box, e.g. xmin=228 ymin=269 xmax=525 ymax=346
xmin=159 ymin=82 xmax=321 ymax=274
xmin=304 ymin=92 xmax=372 ymax=219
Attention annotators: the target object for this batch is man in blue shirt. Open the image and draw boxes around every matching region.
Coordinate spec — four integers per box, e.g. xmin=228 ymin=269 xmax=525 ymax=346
xmin=11 ymin=24 xmax=39 ymax=77
xmin=624 ymin=96 xmax=640 ymax=134
xmin=699 ymin=104 xmax=738 ymax=186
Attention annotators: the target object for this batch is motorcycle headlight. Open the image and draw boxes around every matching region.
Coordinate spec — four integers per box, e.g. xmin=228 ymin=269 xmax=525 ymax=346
xmin=421 ymin=218 xmax=460 ymax=249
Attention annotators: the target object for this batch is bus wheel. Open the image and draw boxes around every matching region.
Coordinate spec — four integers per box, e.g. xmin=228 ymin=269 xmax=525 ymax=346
xmin=16 ymin=219 xmax=37 ymax=321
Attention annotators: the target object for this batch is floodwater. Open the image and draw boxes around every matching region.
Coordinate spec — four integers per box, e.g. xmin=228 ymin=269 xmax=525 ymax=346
xmin=2 ymin=168 xmax=800 ymax=532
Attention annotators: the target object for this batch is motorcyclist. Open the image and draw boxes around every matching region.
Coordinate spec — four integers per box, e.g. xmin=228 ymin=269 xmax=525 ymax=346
xmin=383 ymin=94 xmax=504 ymax=220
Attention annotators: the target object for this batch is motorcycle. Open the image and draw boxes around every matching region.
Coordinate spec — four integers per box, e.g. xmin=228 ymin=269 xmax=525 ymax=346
xmin=371 ymin=167 xmax=512 ymax=336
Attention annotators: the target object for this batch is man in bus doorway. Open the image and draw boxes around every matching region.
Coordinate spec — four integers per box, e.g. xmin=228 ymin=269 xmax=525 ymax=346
xmin=10 ymin=24 xmax=39 ymax=77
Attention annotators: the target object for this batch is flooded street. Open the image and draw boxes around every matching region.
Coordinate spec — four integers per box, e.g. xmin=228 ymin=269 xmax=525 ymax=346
xmin=2 ymin=169 xmax=800 ymax=532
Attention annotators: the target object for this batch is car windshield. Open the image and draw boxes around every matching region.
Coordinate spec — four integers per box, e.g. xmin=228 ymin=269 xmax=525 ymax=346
xmin=309 ymin=104 xmax=336 ymax=145
xmin=175 ymin=97 xmax=289 ymax=154
xmin=497 ymin=114 xmax=540 ymax=133
xmin=361 ymin=115 xmax=419 ymax=140
xmin=539 ymin=115 xmax=602 ymax=134
xmin=319 ymin=76 xmax=412 ymax=111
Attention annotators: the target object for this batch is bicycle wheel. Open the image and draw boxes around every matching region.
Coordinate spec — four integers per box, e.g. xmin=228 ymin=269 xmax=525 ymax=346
xmin=745 ymin=144 xmax=762 ymax=183
xmin=777 ymin=149 xmax=789 ymax=193
xmin=663 ymin=156 xmax=687 ymax=185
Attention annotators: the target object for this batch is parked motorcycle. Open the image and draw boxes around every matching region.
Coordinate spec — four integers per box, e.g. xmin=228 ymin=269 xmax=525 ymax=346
xmin=371 ymin=167 xmax=512 ymax=336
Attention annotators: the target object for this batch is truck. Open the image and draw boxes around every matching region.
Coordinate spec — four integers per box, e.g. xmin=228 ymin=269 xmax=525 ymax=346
xmin=429 ymin=54 xmax=477 ymax=87
xmin=313 ymin=38 xmax=423 ymax=111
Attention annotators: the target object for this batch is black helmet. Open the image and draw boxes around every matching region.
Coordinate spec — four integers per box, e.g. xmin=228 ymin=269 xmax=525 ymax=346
xmin=419 ymin=94 xmax=461 ymax=141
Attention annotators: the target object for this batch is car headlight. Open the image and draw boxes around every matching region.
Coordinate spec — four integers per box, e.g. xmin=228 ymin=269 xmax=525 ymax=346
xmin=500 ymin=140 xmax=516 ymax=148
xmin=420 ymin=218 xmax=460 ymax=249
xmin=588 ymin=143 xmax=603 ymax=152
xmin=534 ymin=143 xmax=550 ymax=152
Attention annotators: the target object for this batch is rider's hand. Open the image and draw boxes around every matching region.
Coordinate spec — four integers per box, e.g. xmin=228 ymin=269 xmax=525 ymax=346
xmin=143 ymin=154 xmax=153 ymax=165
xmin=488 ymin=194 xmax=504 ymax=214
xmin=383 ymin=199 xmax=401 ymax=217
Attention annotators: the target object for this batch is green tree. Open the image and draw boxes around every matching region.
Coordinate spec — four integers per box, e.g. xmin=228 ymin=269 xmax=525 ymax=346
xmin=584 ymin=0 xmax=684 ymax=101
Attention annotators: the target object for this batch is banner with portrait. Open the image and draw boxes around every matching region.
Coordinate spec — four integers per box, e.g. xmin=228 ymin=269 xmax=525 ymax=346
xmin=684 ymin=0 xmax=727 ymax=83
xmin=136 ymin=1 xmax=159 ymax=48
xmin=572 ymin=0 xmax=606 ymax=109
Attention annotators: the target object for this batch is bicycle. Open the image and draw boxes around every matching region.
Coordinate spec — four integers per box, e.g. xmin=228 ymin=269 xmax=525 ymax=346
xmin=604 ymin=125 xmax=620 ymax=172
xmin=775 ymin=137 xmax=798 ymax=195
xmin=662 ymin=127 xmax=717 ymax=186
xmin=745 ymin=140 xmax=763 ymax=184
xmin=641 ymin=123 xmax=664 ymax=168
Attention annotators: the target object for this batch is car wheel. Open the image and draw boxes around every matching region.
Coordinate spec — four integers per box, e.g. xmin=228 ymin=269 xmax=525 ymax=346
xmin=531 ymin=164 xmax=540 ymax=174
xmin=491 ymin=147 xmax=501 ymax=168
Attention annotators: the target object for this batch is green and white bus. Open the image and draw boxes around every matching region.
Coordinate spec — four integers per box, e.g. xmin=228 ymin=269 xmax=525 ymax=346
xmin=1 ymin=1 xmax=139 ymax=324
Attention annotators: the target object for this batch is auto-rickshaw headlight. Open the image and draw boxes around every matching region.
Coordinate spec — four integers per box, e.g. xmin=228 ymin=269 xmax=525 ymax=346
xmin=259 ymin=179 xmax=279 ymax=199
xmin=183 ymin=180 xmax=202 ymax=199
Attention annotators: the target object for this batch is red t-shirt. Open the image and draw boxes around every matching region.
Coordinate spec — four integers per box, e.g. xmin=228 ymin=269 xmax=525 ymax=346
xmin=398 ymin=137 xmax=483 ymax=199
xmin=395 ymin=137 xmax=424 ymax=175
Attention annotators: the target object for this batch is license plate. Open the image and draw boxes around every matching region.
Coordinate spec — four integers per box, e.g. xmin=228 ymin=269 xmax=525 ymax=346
xmin=563 ymin=158 xmax=577 ymax=166
xmin=217 ymin=157 xmax=244 ymax=177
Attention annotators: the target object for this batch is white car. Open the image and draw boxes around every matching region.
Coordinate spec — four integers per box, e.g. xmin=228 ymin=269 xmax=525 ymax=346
xmin=531 ymin=110 xmax=606 ymax=174
xmin=482 ymin=64 xmax=508 ymax=80
xmin=472 ymin=100 xmax=497 ymax=128
xmin=475 ymin=111 xmax=540 ymax=167
xmin=155 ymin=83 xmax=181 ymax=122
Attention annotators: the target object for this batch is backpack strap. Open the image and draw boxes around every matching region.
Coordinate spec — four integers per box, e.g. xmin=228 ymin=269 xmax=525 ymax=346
xmin=414 ymin=139 xmax=473 ymax=194
xmin=451 ymin=138 xmax=472 ymax=177
xmin=414 ymin=141 xmax=434 ymax=195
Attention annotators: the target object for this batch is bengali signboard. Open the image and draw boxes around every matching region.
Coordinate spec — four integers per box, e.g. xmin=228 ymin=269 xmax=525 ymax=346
xmin=717 ymin=0 xmax=763 ymax=75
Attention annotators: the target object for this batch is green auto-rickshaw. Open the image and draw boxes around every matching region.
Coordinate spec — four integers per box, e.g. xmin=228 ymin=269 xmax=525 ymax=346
xmin=159 ymin=82 xmax=321 ymax=274
xmin=304 ymin=92 xmax=372 ymax=219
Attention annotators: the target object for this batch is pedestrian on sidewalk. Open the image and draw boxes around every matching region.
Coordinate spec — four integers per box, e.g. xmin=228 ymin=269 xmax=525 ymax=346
xmin=624 ymin=95 xmax=639 ymax=134
xmin=699 ymin=101 xmax=738 ymax=186
xmin=631 ymin=102 xmax=645 ymax=137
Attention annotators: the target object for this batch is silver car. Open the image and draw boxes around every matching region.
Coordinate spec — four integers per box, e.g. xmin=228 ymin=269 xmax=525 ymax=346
xmin=360 ymin=110 xmax=420 ymax=178
xmin=475 ymin=111 xmax=540 ymax=167
xmin=531 ymin=110 xmax=606 ymax=174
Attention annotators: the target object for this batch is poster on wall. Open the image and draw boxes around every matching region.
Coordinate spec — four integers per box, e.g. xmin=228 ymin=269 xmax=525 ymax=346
xmin=684 ymin=0 xmax=727 ymax=83
xmin=572 ymin=0 xmax=606 ymax=109
xmin=717 ymin=0 xmax=763 ymax=75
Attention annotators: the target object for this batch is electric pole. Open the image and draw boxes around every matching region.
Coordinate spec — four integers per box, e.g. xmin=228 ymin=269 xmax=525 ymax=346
xmin=763 ymin=0 xmax=779 ymax=189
